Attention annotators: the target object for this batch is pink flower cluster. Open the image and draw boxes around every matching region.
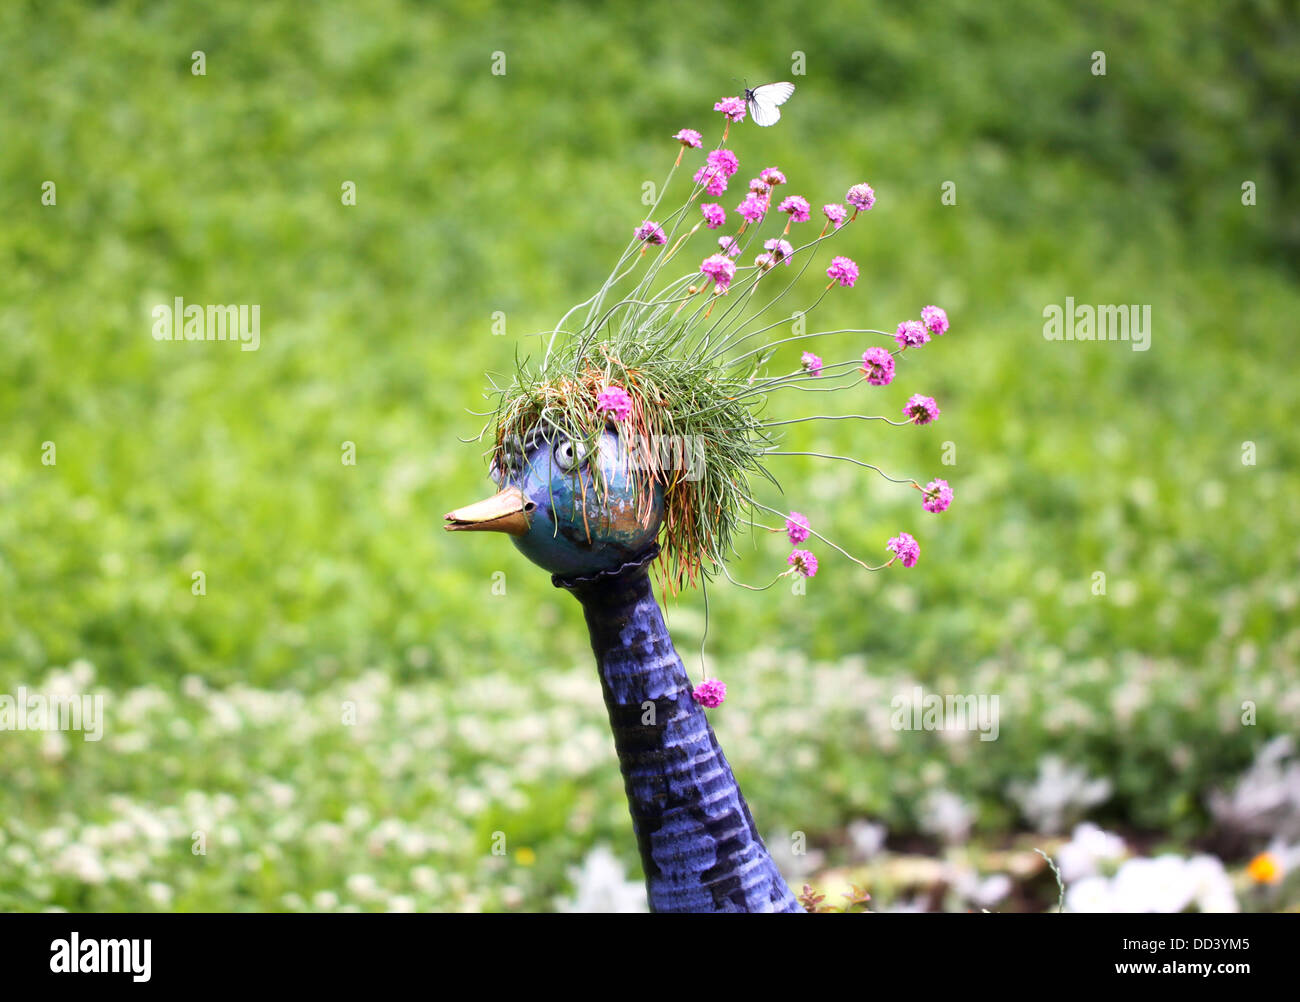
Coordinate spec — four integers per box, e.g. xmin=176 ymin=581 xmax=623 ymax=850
xmin=887 ymin=532 xmax=920 ymax=568
xmin=764 ymin=238 xmax=793 ymax=264
xmin=896 ymin=306 xmax=950 ymax=349
xmin=903 ymin=394 xmax=940 ymax=426
xmin=800 ymin=352 xmax=823 ymax=377
xmin=692 ymin=678 xmax=728 ymax=708
xmin=673 ymin=128 xmax=703 ymax=149
xmin=921 ymin=305 xmax=949 ymax=336
xmin=699 ymin=254 xmax=736 ymax=293
xmin=714 ymin=97 xmax=746 ymax=123
xmin=778 ymin=195 xmax=811 ymax=223
xmin=701 ymin=203 xmax=726 ymax=229
xmin=597 ymin=386 xmax=633 ymax=422
xmin=846 ymin=183 xmax=876 ymax=212
xmin=861 ymin=346 xmax=895 ymax=386
xmin=826 ymin=256 xmax=859 ymax=288
xmin=634 ymin=220 xmax=666 ymax=245
xmin=788 ymin=548 xmax=819 ymax=578
xmin=921 ymin=478 xmax=953 ymax=513
xmin=895 ymin=320 xmax=929 ymax=349
xmin=737 ymin=192 xmax=768 ymax=223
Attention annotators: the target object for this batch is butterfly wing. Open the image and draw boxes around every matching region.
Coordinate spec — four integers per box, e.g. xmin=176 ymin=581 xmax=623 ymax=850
xmin=746 ymin=82 xmax=795 ymax=127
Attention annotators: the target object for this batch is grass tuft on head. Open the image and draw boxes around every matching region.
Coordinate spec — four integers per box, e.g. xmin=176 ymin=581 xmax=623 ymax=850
xmin=488 ymin=328 xmax=775 ymax=593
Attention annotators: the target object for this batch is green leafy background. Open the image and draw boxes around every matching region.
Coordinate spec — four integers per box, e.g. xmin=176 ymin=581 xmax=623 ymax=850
xmin=1 ymin=0 xmax=1296 ymax=911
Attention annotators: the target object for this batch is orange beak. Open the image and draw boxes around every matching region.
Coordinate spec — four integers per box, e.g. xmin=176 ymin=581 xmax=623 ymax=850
xmin=444 ymin=485 xmax=533 ymax=537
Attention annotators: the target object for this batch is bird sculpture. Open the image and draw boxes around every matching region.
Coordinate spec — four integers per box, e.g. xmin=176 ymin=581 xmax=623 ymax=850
xmin=446 ymin=91 xmax=953 ymax=912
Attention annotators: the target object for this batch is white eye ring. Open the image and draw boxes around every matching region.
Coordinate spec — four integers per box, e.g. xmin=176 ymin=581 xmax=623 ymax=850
xmin=553 ymin=437 xmax=586 ymax=473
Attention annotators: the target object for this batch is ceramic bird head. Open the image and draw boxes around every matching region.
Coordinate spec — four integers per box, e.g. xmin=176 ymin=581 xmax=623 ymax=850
xmin=444 ymin=424 xmax=664 ymax=580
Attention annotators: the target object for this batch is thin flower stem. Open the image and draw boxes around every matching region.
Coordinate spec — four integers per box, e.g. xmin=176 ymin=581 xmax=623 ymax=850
xmin=720 ymin=562 xmax=784 ymax=591
xmin=765 ymin=451 xmax=921 ymax=487
xmin=749 ymin=501 xmax=893 ymax=572
xmin=760 ymin=413 xmax=910 ymax=428
xmin=726 ymin=329 xmax=896 ymax=371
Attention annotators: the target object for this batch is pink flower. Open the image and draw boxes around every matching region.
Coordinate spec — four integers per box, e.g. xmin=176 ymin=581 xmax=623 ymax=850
xmin=749 ymin=177 xmax=772 ymax=195
xmin=921 ymin=305 xmax=949 ymax=336
xmin=699 ymin=254 xmax=736 ymax=293
xmin=673 ymin=128 xmax=703 ymax=149
xmin=800 ymin=352 xmax=823 ymax=376
xmin=760 ymin=166 xmax=786 ymax=186
xmin=634 ymin=220 xmax=666 ymax=245
xmin=736 ymin=192 xmax=769 ymax=223
xmin=886 ymin=532 xmax=920 ymax=568
xmin=597 ymin=386 xmax=634 ymax=422
xmin=786 ymin=511 xmax=811 ymax=543
xmin=754 ymin=252 xmax=776 ymax=271
xmin=861 ymin=346 xmax=895 ymax=386
xmin=822 ymin=203 xmax=847 ymax=229
xmin=764 ymin=238 xmax=794 ymax=264
xmin=903 ymin=394 xmax=940 ymax=425
xmin=778 ymin=195 xmax=811 ymax=222
xmin=701 ymin=203 xmax=726 ymax=229
xmin=707 ymin=149 xmax=740 ymax=178
xmin=692 ymin=678 xmax=728 ymax=708
xmin=714 ymin=96 xmax=747 ymax=122
xmin=693 ymin=165 xmax=728 ymax=197
xmin=718 ymin=235 xmax=742 ymax=258
xmin=846 ymin=183 xmax=876 ymax=212
xmin=787 ymin=548 xmax=819 ymax=578
xmin=895 ymin=320 xmax=930 ymax=349
xmin=826 ymin=256 xmax=859 ymax=287
xmin=921 ymin=478 xmax=953 ymax=513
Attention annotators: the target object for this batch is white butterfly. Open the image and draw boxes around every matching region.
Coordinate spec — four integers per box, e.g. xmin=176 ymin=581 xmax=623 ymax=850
xmin=744 ymin=81 xmax=796 ymax=127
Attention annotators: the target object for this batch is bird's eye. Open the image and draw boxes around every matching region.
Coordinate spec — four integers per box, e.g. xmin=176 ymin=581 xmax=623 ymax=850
xmin=553 ymin=437 xmax=586 ymax=473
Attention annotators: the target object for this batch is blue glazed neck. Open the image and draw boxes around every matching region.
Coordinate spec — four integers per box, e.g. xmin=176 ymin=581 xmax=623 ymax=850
xmin=555 ymin=547 xmax=800 ymax=913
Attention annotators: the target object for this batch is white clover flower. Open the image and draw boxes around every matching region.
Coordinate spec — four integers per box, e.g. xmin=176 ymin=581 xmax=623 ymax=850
xmin=410 ymin=866 xmax=440 ymax=894
xmin=52 ymin=844 xmax=107 ymax=885
xmin=556 ymin=845 xmax=648 ymax=913
xmin=146 ymin=882 xmax=174 ymax=907
xmin=345 ymin=873 xmax=381 ymax=901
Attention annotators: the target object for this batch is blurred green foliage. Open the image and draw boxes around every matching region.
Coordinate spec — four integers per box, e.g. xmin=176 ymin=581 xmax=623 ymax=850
xmin=0 ymin=0 xmax=1297 ymax=911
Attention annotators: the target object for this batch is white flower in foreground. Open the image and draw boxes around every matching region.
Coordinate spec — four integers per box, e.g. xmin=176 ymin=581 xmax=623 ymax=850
xmin=1065 ymin=875 xmax=1116 ymax=913
xmin=1184 ymin=854 xmax=1238 ymax=913
xmin=1067 ymin=853 xmax=1238 ymax=914
xmin=556 ymin=845 xmax=647 ymax=913
xmin=1110 ymin=855 xmax=1197 ymax=913
xmin=1057 ymin=822 xmax=1127 ymax=883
